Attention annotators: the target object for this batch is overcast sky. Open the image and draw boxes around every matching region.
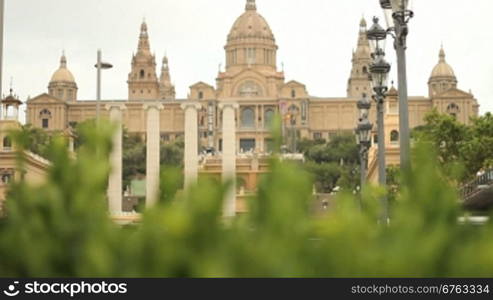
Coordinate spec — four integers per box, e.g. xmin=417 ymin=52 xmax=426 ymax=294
xmin=4 ymin=0 xmax=493 ymax=120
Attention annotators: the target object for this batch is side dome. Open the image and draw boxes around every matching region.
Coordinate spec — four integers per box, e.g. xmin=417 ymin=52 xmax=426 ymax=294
xmin=430 ymin=47 xmax=456 ymax=79
xmin=428 ymin=47 xmax=458 ymax=97
xmin=227 ymin=0 xmax=275 ymax=43
xmin=50 ymin=54 xmax=76 ymax=83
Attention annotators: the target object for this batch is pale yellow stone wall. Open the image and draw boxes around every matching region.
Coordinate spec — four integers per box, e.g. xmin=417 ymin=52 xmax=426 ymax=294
xmin=0 ymin=151 xmax=50 ymax=206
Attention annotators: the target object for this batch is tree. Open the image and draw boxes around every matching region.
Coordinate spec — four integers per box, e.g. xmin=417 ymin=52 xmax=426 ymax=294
xmin=122 ymin=130 xmax=146 ymax=190
xmin=17 ymin=124 xmax=57 ymax=158
xmin=460 ymin=113 xmax=493 ymax=178
xmin=302 ymin=134 xmax=360 ymax=193
xmin=413 ymin=109 xmax=467 ymax=168
xmin=160 ymin=137 xmax=184 ymax=167
xmin=413 ymin=110 xmax=493 ymax=182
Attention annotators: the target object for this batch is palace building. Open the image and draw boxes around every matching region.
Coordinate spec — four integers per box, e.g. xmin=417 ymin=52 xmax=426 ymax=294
xmin=26 ymin=0 xmax=479 ymax=154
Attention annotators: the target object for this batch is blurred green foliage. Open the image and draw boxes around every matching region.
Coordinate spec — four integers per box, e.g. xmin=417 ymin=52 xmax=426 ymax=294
xmin=1 ymin=120 xmax=493 ymax=277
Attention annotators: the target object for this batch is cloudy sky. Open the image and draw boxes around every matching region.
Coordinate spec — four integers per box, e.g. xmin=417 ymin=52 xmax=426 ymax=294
xmin=4 ymin=0 xmax=493 ymax=120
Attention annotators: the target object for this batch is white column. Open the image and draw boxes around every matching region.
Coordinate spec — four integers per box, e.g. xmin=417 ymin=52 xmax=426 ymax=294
xmin=106 ymin=103 xmax=126 ymax=214
xmin=219 ymin=102 xmax=239 ymax=217
xmin=144 ymin=103 xmax=163 ymax=208
xmin=181 ymin=102 xmax=202 ymax=190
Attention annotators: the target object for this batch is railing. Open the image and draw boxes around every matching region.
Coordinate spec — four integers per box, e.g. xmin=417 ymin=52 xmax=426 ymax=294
xmin=460 ymin=169 xmax=493 ymax=201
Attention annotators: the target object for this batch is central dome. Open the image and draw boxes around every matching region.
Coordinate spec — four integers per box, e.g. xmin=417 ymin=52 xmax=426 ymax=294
xmin=50 ymin=54 xmax=76 ymax=83
xmin=227 ymin=0 xmax=275 ymax=43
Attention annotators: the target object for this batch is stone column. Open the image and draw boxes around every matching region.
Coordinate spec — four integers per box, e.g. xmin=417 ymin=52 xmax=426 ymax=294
xmin=106 ymin=103 xmax=126 ymax=215
xmin=219 ymin=102 xmax=239 ymax=217
xmin=144 ymin=103 xmax=164 ymax=208
xmin=181 ymin=102 xmax=202 ymax=190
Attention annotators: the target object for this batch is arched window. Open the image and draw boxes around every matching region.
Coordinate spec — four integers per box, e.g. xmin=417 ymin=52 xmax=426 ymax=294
xmin=198 ymin=91 xmax=204 ymax=100
xmin=3 ymin=137 xmax=12 ymax=150
xmin=139 ymin=70 xmax=145 ymax=79
xmin=446 ymin=103 xmax=460 ymax=119
xmin=291 ymin=89 xmax=296 ymax=98
xmin=238 ymin=81 xmax=262 ymax=97
xmin=362 ymin=66 xmax=368 ymax=74
xmin=39 ymin=109 xmax=52 ymax=118
xmin=241 ymin=107 xmax=255 ymax=128
xmin=264 ymin=109 xmax=275 ymax=128
xmin=67 ymin=89 xmax=73 ymax=101
xmin=390 ymin=130 xmax=399 ymax=143
xmin=1 ymin=173 xmax=12 ymax=184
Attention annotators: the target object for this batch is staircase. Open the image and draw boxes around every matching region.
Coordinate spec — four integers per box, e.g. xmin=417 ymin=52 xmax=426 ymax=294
xmin=460 ymin=169 xmax=493 ymax=210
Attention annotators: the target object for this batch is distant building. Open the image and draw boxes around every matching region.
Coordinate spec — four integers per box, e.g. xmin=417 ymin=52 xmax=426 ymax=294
xmin=0 ymin=92 xmax=50 ymax=208
xmin=24 ymin=0 xmax=478 ymax=181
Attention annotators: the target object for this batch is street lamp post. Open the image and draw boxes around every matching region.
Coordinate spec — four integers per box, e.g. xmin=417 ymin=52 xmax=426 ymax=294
xmin=367 ymin=17 xmax=391 ymax=222
xmin=356 ymin=96 xmax=373 ymax=192
xmin=380 ymin=0 xmax=414 ymax=171
xmin=0 ymin=0 xmax=4 ymax=118
xmin=95 ymin=49 xmax=113 ymax=122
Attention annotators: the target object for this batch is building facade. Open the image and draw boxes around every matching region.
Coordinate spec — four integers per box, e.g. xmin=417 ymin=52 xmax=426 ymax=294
xmin=26 ymin=0 xmax=479 ymax=154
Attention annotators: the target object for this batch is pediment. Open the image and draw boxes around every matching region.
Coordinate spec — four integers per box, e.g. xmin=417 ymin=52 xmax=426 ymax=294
xmin=27 ymin=93 xmax=66 ymax=105
xmin=284 ymin=80 xmax=306 ymax=89
xmin=231 ymin=68 xmax=268 ymax=82
xmin=189 ymin=82 xmax=214 ymax=90
xmin=435 ymin=88 xmax=473 ymax=99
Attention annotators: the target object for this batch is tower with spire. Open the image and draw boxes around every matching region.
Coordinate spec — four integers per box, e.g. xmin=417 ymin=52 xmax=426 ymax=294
xmin=347 ymin=17 xmax=372 ymax=98
xmin=128 ymin=21 xmax=159 ymax=100
xmin=159 ymin=55 xmax=176 ymax=100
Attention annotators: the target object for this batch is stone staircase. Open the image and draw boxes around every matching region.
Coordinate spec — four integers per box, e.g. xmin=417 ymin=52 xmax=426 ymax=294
xmin=460 ymin=169 xmax=493 ymax=210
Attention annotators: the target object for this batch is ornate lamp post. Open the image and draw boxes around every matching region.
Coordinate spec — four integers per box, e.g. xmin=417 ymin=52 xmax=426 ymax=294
xmin=367 ymin=17 xmax=391 ymax=221
xmin=356 ymin=96 xmax=373 ymax=193
xmin=379 ymin=0 xmax=414 ymax=171
xmin=0 ymin=0 xmax=4 ymax=118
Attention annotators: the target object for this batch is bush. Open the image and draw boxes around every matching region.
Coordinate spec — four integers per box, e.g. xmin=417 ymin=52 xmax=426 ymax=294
xmin=0 ymin=121 xmax=492 ymax=277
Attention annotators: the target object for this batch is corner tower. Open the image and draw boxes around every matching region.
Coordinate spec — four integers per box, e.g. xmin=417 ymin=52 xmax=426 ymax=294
xmin=159 ymin=55 xmax=176 ymax=100
xmin=128 ymin=21 xmax=159 ymax=100
xmin=347 ymin=18 xmax=372 ymax=98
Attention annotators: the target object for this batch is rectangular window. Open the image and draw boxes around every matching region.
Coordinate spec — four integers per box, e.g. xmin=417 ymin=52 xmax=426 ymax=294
xmin=161 ymin=134 xmax=170 ymax=142
xmin=264 ymin=138 xmax=274 ymax=153
xmin=301 ymin=101 xmax=308 ymax=123
xmin=240 ymin=139 xmax=256 ymax=153
xmin=42 ymin=118 xmax=49 ymax=129
xmin=313 ymin=132 xmax=322 ymax=140
xmin=247 ymin=48 xmax=256 ymax=64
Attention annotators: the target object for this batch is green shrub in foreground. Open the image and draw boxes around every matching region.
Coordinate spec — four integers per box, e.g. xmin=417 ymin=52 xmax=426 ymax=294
xmin=0 ymin=121 xmax=492 ymax=277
